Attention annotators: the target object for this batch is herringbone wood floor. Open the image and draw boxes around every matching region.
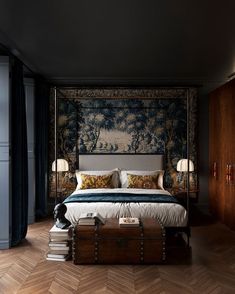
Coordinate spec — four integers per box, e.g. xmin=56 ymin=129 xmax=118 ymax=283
xmin=1 ymin=211 xmax=235 ymax=294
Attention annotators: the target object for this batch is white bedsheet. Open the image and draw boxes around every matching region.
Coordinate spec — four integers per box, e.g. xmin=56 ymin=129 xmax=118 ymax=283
xmin=64 ymin=188 xmax=188 ymax=227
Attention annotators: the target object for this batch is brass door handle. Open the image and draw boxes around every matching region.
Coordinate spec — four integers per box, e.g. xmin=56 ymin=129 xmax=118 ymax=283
xmin=228 ymin=164 xmax=233 ymax=184
xmin=226 ymin=163 xmax=233 ymax=185
xmin=226 ymin=164 xmax=229 ymax=184
xmin=213 ymin=162 xmax=217 ymax=178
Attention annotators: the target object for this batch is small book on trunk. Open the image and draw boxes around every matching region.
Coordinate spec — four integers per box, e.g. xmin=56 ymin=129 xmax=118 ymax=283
xmin=78 ymin=212 xmax=105 ymax=225
xmin=119 ymin=217 xmax=140 ymax=227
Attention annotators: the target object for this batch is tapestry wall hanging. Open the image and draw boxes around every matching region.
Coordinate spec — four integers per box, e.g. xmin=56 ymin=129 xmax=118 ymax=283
xmin=49 ymin=88 xmax=197 ymax=197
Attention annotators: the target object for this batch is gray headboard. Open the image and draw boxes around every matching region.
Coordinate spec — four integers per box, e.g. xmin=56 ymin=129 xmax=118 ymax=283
xmin=78 ymin=154 xmax=164 ymax=170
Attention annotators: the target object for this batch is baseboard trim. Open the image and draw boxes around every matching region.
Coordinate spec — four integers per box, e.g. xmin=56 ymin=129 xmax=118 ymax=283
xmin=0 ymin=239 xmax=10 ymax=249
xmin=194 ymin=203 xmax=211 ymax=215
xmin=28 ymin=215 xmax=35 ymax=225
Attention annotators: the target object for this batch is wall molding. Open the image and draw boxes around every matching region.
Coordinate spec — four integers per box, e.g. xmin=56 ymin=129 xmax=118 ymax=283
xmin=0 ymin=144 xmax=10 ymax=161
xmin=25 ymin=78 xmax=35 ymax=225
xmin=0 ymin=240 xmax=10 ymax=250
xmin=49 ymin=77 xmax=227 ymax=95
xmin=58 ymin=86 xmax=195 ymax=99
xmin=24 ymin=78 xmax=35 ymax=87
xmin=0 ymin=56 xmax=10 ymax=249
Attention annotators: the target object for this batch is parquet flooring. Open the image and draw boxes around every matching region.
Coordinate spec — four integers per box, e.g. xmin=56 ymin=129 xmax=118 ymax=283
xmin=1 ymin=211 xmax=235 ymax=294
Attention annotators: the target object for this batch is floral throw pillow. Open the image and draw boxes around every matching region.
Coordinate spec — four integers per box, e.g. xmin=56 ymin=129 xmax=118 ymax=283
xmin=80 ymin=174 xmax=113 ymax=189
xmin=127 ymin=174 xmax=161 ymax=189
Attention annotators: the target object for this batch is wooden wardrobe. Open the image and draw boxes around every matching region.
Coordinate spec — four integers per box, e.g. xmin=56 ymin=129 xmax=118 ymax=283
xmin=209 ymin=78 xmax=235 ymax=230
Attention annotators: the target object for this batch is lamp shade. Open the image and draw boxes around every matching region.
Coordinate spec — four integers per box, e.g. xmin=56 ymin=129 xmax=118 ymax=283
xmin=177 ymin=159 xmax=194 ymax=172
xmin=52 ymin=159 xmax=69 ymax=172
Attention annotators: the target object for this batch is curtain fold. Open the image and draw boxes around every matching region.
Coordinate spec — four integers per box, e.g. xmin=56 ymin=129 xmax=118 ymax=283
xmin=35 ymin=78 xmax=50 ymax=219
xmin=11 ymin=58 xmax=28 ymax=246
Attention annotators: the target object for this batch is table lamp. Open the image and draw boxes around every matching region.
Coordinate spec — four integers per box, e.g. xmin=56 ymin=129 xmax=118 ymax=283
xmin=176 ymin=159 xmax=194 ymax=189
xmin=52 ymin=159 xmax=69 ymax=200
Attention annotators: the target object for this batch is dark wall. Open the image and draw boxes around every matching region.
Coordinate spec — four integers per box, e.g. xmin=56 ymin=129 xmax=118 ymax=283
xmin=198 ymin=94 xmax=209 ymax=207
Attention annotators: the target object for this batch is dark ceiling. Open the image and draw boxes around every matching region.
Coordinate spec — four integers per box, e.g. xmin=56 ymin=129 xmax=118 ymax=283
xmin=0 ymin=0 xmax=235 ymax=93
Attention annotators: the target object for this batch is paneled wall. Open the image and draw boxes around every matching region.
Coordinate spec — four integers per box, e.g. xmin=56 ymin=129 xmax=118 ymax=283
xmin=0 ymin=59 xmax=36 ymax=248
xmin=198 ymin=94 xmax=209 ymax=207
xmin=0 ymin=56 xmax=10 ymax=249
xmin=25 ymin=78 xmax=35 ymax=224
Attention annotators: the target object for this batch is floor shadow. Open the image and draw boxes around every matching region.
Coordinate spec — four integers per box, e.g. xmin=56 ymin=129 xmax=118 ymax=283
xmin=189 ymin=204 xmax=216 ymax=226
xmin=165 ymin=235 xmax=192 ymax=265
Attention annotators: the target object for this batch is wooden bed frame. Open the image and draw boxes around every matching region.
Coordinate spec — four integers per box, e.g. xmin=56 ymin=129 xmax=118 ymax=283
xmin=78 ymin=154 xmax=164 ymax=171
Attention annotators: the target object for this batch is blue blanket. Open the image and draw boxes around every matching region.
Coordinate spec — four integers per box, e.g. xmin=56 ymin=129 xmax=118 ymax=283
xmin=63 ymin=192 xmax=179 ymax=204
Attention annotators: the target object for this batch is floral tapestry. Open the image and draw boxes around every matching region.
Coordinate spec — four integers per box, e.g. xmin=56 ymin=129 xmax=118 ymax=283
xmin=49 ymin=88 xmax=197 ymax=197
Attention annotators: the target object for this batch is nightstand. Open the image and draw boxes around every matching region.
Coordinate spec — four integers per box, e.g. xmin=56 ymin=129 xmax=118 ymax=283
xmin=57 ymin=188 xmax=66 ymax=201
xmin=51 ymin=188 xmax=74 ymax=201
xmin=167 ymin=187 xmax=199 ymax=203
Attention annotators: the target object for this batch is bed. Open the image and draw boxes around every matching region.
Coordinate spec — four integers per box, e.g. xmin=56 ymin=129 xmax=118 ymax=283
xmin=63 ymin=154 xmax=189 ymax=242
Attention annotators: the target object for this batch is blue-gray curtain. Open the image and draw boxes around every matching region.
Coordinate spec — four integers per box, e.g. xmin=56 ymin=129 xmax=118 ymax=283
xmin=35 ymin=78 xmax=50 ymax=219
xmin=11 ymin=58 xmax=28 ymax=246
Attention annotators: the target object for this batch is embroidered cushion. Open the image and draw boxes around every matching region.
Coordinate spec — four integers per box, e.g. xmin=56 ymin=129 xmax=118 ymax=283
xmin=80 ymin=174 xmax=114 ymax=189
xmin=120 ymin=170 xmax=164 ymax=189
xmin=75 ymin=169 xmax=120 ymax=189
xmin=127 ymin=174 xmax=161 ymax=189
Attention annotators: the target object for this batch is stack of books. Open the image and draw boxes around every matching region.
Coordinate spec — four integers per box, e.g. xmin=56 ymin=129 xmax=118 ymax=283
xmin=78 ymin=212 xmax=105 ymax=226
xmin=119 ymin=217 xmax=140 ymax=227
xmin=46 ymin=225 xmax=71 ymax=261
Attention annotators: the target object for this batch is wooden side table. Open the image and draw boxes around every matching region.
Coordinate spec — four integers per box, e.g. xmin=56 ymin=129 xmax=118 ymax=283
xmin=51 ymin=188 xmax=74 ymax=201
xmin=167 ymin=188 xmax=199 ymax=203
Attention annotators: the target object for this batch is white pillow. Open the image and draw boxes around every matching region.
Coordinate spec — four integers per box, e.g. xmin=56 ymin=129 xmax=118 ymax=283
xmin=120 ymin=170 xmax=165 ymax=190
xmin=75 ymin=169 xmax=120 ymax=190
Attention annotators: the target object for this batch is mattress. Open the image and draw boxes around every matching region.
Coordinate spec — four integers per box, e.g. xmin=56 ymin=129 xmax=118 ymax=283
xmin=64 ymin=188 xmax=188 ymax=227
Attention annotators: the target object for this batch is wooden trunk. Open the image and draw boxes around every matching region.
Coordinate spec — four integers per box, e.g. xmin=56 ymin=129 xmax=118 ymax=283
xmin=72 ymin=218 xmax=165 ymax=264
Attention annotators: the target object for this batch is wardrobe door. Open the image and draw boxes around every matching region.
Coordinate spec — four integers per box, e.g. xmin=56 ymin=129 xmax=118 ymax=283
xmin=230 ymin=80 xmax=235 ymax=229
xmin=218 ymin=85 xmax=228 ymax=223
xmin=209 ymin=90 xmax=221 ymax=218
xmin=223 ymin=80 xmax=235 ymax=229
xmin=209 ymin=79 xmax=235 ymax=229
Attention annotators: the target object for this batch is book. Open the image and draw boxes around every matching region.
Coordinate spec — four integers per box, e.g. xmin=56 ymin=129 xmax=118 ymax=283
xmin=49 ymin=246 xmax=70 ymax=251
xmin=49 ymin=225 xmax=70 ymax=233
xmin=47 ymin=253 xmax=69 ymax=259
xmin=119 ymin=217 xmax=140 ymax=227
xmin=50 ymin=236 xmax=71 ymax=242
xmin=78 ymin=219 xmax=96 ymax=226
xmin=48 ymin=249 xmax=70 ymax=255
xmin=46 ymin=254 xmax=71 ymax=261
xmin=46 ymin=256 xmax=70 ymax=262
xmin=46 ymin=225 xmax=72 ymax=262
xmin=48 ymin=241 xmax=68 ymax=247
xmin=78 ymin=218 xmax=96 ymax=223
xmin=78 ymin=222 xmax=95 ymax=226
xmin=49 ymin=225 xmax=71 ymax=238
xmin=79 ymin=212 xmax=105 ymax=225
xmin=49 ymin=232 xmax=69 ymax=237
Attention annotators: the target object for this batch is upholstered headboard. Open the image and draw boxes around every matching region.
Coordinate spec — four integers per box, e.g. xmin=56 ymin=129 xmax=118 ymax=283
xmin=78 ymin=154 xmax=164 ymax=171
